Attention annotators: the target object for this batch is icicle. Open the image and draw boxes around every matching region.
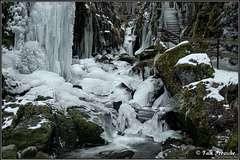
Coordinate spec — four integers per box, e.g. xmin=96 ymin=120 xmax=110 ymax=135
xmin=26 ymin=2 xmax=75 ymax=80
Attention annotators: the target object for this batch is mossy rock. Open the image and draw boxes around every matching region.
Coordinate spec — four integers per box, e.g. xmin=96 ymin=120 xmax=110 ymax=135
xmin=118 ymin=54 xmax=137 ymax=64
xmin=21 ymin=146 xmax=38 ymax=159
xmin=187 ymin=148 xmax=212 ymax=159
xmin=107 ymin=150 xmax=134 ymax=159
xmin=163 ymin=148 xmax=186 ymax=159
xmin=53 ymin=106 xmax=104 ymax=148
xmin=155 ymin=41 xmax=194 ymax=96
xmin=68 ymin=107 xmax=105 ymax=145
xmin=35 ymin=95 xmax=53 ymax=101
xmin=2 ymin=144 xmax=18 ymax=159
xmin=2 ymin=103 xmax=54 ymax=152
xmin=35 ymin=151 xmax=50 ymax=159
xmin=165 ymin=82 xmax=212 ymax=147
xmin=136 ymin=46 xmax=157 ymax=61
xmin=224 ymin=128 xmax=238 ymax=152
xmin=155 ymin=41 xmax=167 ymax=54
xmin=175 ymin=63 xmax=214 ymax=85
xmin=2 ymin=150 xmax=18 ymax=159
xmin=130 ymin=58 xmax=154 ymax=79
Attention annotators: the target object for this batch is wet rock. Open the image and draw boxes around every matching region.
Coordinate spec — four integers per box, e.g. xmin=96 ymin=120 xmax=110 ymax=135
xmin=2 ymin=144 xmax=18 ymax=159
xmin=21 ymin=146 xmax=38 ymax=159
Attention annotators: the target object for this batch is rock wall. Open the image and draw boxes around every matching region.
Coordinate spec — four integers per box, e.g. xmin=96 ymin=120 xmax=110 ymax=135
xmin=73 ymin=2 xmax=123 ymax=58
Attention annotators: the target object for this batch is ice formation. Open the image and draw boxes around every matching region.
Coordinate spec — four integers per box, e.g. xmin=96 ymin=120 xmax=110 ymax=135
xmin=26 ymin=2 xmax=75 ymax=80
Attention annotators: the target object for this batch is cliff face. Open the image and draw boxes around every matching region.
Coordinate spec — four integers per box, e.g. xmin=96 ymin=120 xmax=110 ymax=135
xmin=73 ymin=2 xmax=123 ymax=58
xmin=184 ymin=2 xmax=238 ymax=40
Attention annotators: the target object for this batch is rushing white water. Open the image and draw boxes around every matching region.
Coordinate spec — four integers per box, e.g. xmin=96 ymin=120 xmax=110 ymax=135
xmin=26 ymin=2 xmax=75 ymax=80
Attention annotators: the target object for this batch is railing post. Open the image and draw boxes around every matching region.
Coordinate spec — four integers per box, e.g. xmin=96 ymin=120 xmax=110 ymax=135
xmin=167 ymin=30 xmax=169 ymax=48
xmin=217 ymin=39 xmax=219 ymax=69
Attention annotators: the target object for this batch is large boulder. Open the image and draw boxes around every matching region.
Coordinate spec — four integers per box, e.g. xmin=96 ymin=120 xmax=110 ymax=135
xmin=155 ymin=41 xmax=195 ymax=96
xmin=174 ymin=53 xmax=214 ymax=85
xmin=20 ymin=146 xmax=38 ymax=159
xmin=165 ymin=81 xmax=237 ymax=148
xmin=2 ymin=144 xmax=18 ymax=159
xmin=2 ymin=103 xmax=54 ymax=153
xmin=53 ymin=106 xmax=104 ymax=149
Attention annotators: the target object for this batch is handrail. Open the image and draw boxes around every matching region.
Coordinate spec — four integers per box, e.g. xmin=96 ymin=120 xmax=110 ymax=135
xmin=181 ymin=37 xmax=238 ymax=45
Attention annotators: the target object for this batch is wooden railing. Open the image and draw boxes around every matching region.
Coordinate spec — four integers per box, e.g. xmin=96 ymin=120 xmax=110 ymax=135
xmin=160 ymin=27 xmax=238 ymax=69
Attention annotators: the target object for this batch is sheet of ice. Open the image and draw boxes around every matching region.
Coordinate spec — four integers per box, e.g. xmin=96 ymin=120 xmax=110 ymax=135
xmin=152 ymin=87 xmax=170 ymax=109
xmin=71 ymin=64 xmax=87 ymax=78
xmin=176 ymin=53 xmax=211 ymax=66
xmin=133 ymin=77 xmax=161 ymax=107
xmin=80 ymin=78 xmax=114 ymax=96
xmin=117 ymin=103 xmax=142 ymax=134
xmin=108 ymin=83 xmax=132 ymax=103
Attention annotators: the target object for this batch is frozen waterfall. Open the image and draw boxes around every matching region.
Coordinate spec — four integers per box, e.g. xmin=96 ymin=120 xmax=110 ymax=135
xmin=135 ymin=3 xmax=156 ymax=55
xmin=26 ymin=2 xmax=75 ymax=80
xmin=123 ymin=21 xmax=136 ymax=56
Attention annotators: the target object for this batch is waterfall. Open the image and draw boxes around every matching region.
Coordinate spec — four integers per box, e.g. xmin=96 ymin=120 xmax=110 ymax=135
xmin=79 ymin=11 xmax=94 ymax=58
xmin=135 ymin=3 xmax=156 ymax=55
xmin=26 ymin=2 xmax=75 ymax=80
xmin=123 ymin=21 xmax=136 ymax=56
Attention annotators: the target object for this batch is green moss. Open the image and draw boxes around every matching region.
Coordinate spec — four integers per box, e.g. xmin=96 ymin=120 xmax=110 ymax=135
xmin=68 ymin=109 xmax=104 ymax=144
xmin=136 ymin=48 xmax=157 ymax=61
xmin=2 ymin=104 xmax=54 ymax=152
xmin=36 ymin=95 xmax=53 ymax=101
xmin=209 ymin=135 xmax=218 ymax=147
xmin=224 ymin=128 xmax=238 ymax=152
xmin=155 ymin=41 xmax=194 ymax=96
xmin=164 ymin=148 xmax=185 ymax=159
xmin=175 ymin=63 xmax=214 ymax=85
xmin=155 ymin=42 xmax=166 ymax=54
xmin=21 ymin=146 xmax=38 ymax=159
xmin=35 ymin=151 xmax=50 ymax=159
xmin=2 ymin=150 xmax=18 ymax=159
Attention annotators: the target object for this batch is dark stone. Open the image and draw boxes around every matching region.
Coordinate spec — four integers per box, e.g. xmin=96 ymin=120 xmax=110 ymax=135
xmin=113 ymin=101 xmax=122 ymax=112
xmin=21 ymin=146 xmax=38 ymax=159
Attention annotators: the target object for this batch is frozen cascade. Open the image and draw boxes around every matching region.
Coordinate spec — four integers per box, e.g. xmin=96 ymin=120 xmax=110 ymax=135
xmin=79 ymin=11 xmax=94 ymax=58
xmin=135 ymin=3 xmax=156 ymax=55
xmin=123 ymin=21 xmax=136 ymax=56
xmin=26 ymin=2 xmax=75 ymax=80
